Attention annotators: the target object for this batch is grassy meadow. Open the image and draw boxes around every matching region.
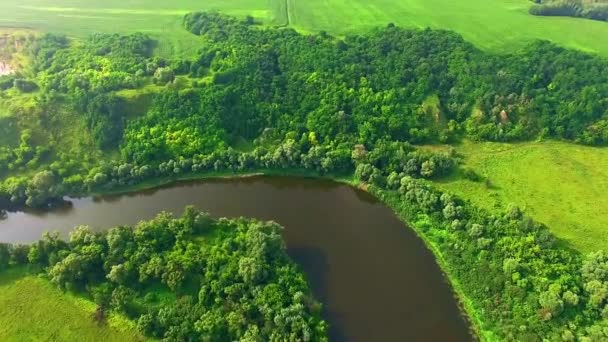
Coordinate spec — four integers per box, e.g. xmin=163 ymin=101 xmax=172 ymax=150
xmin=434 ymin=140 xmax=608 ymax=253
xmin=0 ymin=0 xmax=274 ymax=57
xmin=0 ymin=0 xmax=607 ymax=56
xmin=0 ymin=268 xmax=142 ymax=341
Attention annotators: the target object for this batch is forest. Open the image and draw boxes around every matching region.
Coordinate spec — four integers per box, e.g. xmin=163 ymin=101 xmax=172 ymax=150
xmin=0 ymin=207 xmax=327 ymax=341
xmin=0 ymin=11 xmax=608 ymax=340
xmin=1 ymin=12 xmax=608 ymax=209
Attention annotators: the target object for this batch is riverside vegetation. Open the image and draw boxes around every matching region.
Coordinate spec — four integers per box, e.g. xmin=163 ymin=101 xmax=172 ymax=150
xmin=0 ymin=11 xmax=608 ymax=341
xmin=0 ymin=208 xmax=328 ymax=341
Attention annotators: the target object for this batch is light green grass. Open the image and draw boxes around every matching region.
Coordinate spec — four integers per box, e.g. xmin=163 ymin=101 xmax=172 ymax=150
xmin=289 ymin=0 xmax=608 ymax=55
xmin=0 ymin=0 xmax=275 ymax=57
xmin=0 ymin=0 xmax=607 ymax=56
xmin=434 ymin=140 xmax=608 ymax=253
xmin=0 ymin=268 xmax=142 ymax=341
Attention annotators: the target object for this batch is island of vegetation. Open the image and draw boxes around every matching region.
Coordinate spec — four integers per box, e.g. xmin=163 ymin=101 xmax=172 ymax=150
xmin=529 ymin=0 xmax=608 ymax=21
xmin=0 ymin=207 xmax=328 ymax=341
xmin=0 ymin=10 xmax=608 ymax=341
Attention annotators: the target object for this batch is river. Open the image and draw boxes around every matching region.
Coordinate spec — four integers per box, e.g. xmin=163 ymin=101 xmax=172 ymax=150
xmin=0 ymin=176 xmax=473 ymax=341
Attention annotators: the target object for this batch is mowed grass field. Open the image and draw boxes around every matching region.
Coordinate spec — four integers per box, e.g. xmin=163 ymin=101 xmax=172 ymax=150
xmin=0 ymin=0 xmax=608 ymax=56
xmin=0 ymin=268 xmax=142 ymax=341
xmin=434 ymin=141 xmax=608 ymax=253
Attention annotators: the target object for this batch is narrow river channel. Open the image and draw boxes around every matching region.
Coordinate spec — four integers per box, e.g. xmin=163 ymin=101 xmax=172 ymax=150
xmin=0 ymin=176 xmax=473 ymax=341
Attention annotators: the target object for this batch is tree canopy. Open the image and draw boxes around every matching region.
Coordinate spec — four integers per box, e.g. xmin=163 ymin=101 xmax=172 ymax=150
xmin=1 ymin=208 xmax=328 ymax=341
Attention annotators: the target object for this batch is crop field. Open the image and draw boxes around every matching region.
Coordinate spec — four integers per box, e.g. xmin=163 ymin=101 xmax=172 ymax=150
xmin=0 ymin=0 xmax=608 ymax=56
xmin=435 ymin=141 xmax=608 ymax=253
xmin=0 ymin=268 xmax=141 ymax=341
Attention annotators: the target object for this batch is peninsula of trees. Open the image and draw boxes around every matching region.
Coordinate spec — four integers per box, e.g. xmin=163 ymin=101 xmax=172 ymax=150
xmin=0 ymin=207 xmax=328 ymax=341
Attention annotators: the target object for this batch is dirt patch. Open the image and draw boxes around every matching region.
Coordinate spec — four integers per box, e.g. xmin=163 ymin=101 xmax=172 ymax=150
xmin=0 ymin=34 xmax=14 ymax=76
xmin=0 ymin=61 xmax=12 ymax=76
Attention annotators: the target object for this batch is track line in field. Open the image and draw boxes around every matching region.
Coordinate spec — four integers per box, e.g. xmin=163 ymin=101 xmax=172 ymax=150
xmin=286 ymin=0 xmax=292 ymax=26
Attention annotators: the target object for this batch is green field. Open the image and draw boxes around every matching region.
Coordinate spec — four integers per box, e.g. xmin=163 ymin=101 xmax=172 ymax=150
xmin=1 ymin=0 xmax=608 ymax=56
xmin=0 ymin=0 xmax=273 ymax=57
xmin=0 ymin=268 xmax=141 ymax=341
xmin=435 ymin=140 xmax=608 ymax=253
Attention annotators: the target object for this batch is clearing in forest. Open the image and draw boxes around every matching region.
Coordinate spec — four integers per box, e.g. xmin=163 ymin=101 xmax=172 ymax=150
xmin=435 ymin=140 xmax=608 ymax=253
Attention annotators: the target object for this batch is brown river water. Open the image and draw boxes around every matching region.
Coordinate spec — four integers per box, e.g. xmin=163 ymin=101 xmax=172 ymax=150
xmin=0 ymin=176 xmax=473 ymax=342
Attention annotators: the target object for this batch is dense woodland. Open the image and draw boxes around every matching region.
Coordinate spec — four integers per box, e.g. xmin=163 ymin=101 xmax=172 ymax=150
xmin=1 ymin=12 xmax=608 ymax=208
xmin=0 ymin=11 xmax=608 ymax=340
xmin=530 ymin=0 xmax=608 ymax=21
xmin=0 ymin=208 xmax=328 ymax=341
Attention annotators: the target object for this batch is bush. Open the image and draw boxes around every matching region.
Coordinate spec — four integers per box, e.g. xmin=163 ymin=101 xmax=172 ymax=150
xmin=462 ymin=167 xmax=482 ymax=182
xmin=0 ymin=76 xmax=15 ymax=90
xmin=153 ymin=67 xmax=175 ymax=85
xmin=13 ymin=79 xmax=38 ymax=92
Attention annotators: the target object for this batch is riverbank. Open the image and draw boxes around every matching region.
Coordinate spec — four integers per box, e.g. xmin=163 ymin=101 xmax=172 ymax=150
xmin=88 ymin=168 xmax=357 ymax=198
xmin=0 ymin=174 xmax=474 ymax=341
xmin=375 ymin=189 xmax=489 ymax=341
xmin=85 ymin=169 xmax=485 ymax=341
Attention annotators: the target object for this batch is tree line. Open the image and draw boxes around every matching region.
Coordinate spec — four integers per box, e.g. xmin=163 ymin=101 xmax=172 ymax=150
xmin=369 ymin=174 xmax=608 ymax=340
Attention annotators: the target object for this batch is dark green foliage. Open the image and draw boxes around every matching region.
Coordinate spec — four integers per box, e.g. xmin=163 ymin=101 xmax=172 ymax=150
xmin=0 ymin=243 xmax=9 ymax=270
xmin=179 ymin=12 xmax=608 ymax=147
xmin=461 ymin=167 xmax=482 ymax=182
xmin=0 ymin=243 xmax=29 ymax=271
xmin=2 ymin=12 xmax=608 ymax=203
xmin=28 ymin=33 xmax=69 ymax=72
xmin=16 ymin=208 xmax=327 ymax=341
xmin=0 ymin=75 xmax=15 ymax=90
xmin=27 ymin=33 xmax=152 ymax=149
xmin=530 ymin=0 xmax=608 ymax=21
xmin=13 ymin=79 xmax=38 ymax=92
xmin=83 ymin=94 xmax=127 ymax=149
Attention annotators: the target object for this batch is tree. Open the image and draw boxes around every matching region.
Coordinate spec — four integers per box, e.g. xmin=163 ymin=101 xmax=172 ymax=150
xmin=110 ymin=285 xmax=137 ymax=315
xmin=420 ymin=160 xmax=436 ymax=178
xmin=25 ymin=170 xmax=60 ymax=207
xmin=154 ymin=67 xmax=175 ymax=84
xmin=238 ymin=256 xmax=265 ymax=284
xmin=539 ymin=284 xmax=564 ymax=320
xmin=49 ymin=253 xmax=89 ymax=290
xmin=355 ymin=163 xmax=374 ymax=182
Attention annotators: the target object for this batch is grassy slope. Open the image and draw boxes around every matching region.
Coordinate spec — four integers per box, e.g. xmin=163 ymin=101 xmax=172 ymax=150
xmin=0 ymin=268 xmax=142 ymax=341
xmin=1 ymin=0 xmax=607 ymax=56
xmin=434 ymin=140 xmax=608 ymax=253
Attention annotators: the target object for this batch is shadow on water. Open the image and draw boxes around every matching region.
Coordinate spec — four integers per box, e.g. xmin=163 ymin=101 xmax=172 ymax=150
xmin=10 ymin=199 xmax=75 ymax=219
xmin=288 ymin=246 xmax=348 ymax=342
